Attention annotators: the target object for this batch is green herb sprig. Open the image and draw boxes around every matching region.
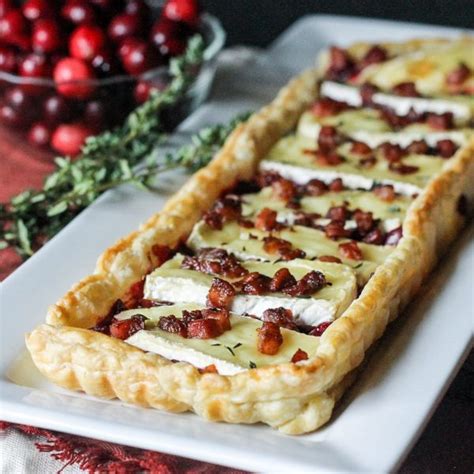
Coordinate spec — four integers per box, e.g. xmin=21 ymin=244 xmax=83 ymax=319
xmin=0 ymin=35 xmax=251 ymax=259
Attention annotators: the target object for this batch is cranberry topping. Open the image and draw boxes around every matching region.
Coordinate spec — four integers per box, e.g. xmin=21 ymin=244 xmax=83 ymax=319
xmin=379 ymin=142 xmax=405 ymax=162
xmin=53 ymin=57 xmax=96 ymax=99
xmin=385 ymin=226 xmax=403 ymax=246
xmin=339 ymin=241 xmax=363 ymax=260
xmin=182 ymin=248 xmax=248 ymax=278
xmin=318 ymin=125 xmax=342 ymax=152
xmin=262 ymin=307 xmax=297 ymax=330
xmin=32 ymin=19 xmax=62 ymax=54
xmin=51 ymin=123 xmax=93 ymax=155
xmin=257 ymin=321 xmax=283 ymax=355
xmin=426 ymin=112 xmax=453 ymax=130
xmin=291 ymin=348 xmax=309 ymax=363
xmin=255 ymin=207 xmax=279 ymax=231
xmin=237 ymin=272 xmax=272 ymax=295
xmin=272 ymin=177 xmax=298 ymax=202
xmin=110 ymin=314 xmax=146 ymax=340
xmin=282 ymin=270 xmax=326 ymax=297
xmin=163 ymin=0 xmax=200 ymax=26
xmin=373 ymin=184 xmax=396 ymax=202
xmin=207 ymin=278 xmax=236 ymax=309
xmin=311 ymin=98 xmax=346 ymax=117
xmin=305 ymin=178 xmax=328 ymax=196
xmin=269 ymin=268 xmax=297 ymax=292
xmin=158 ymin=315 xmax=187 ymax=338
xmin=388 ymin=161 xmax=419 ymax=175
xmin=309 ymin=321 xmax=332 ymax=337
xmin=446 ymin=63 xmax=470 ymax=86
xmin=318 ymin=255 xmax=342 ymax=263
xmin=360 ymin=45 xmax=388 ymax=68
xmin=69 ymin=25 xmax=106 ymax=61
xmin=392 ymin=81 xmax=420 ymax=97
xmin=436 ymin=139 xmax=458 ymax=158
xmin=351 ymin=140 xmax=372 ymax=155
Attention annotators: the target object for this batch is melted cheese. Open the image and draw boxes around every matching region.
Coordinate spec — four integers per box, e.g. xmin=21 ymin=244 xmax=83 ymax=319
xmin=116 ymin=304 xmax=320 ymax=375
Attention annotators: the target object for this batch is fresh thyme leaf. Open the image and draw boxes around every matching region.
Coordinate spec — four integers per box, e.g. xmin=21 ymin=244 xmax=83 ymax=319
xmin=233 ymin=342 xmax=242 ymax=349
xmin=225 ymin=346 xmax=236 ymax=356
xmin=388 ymin=205 xmax=401 ymax=212
xmin=16 ymin=219 xmax=33 ymax=256
xmin=249 ymin=361 xmax=257 ymax=369
xmin=211 ymin=343 xmax=221 ymax=346
xmin=353 ymin=263 xmax=363 ymax=269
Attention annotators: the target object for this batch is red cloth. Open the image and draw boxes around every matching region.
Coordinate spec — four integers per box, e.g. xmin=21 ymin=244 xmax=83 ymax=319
xmin=0 ymin=130 xmax=244 ymax=473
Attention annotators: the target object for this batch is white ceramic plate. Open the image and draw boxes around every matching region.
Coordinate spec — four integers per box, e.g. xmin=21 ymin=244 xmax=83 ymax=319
xmin=1 ymin=15 xmax=472 ymax=473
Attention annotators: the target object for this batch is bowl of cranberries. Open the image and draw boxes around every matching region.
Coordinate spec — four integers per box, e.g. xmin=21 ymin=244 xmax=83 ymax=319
xmin=0 ymin=0 xmax=225 ymax=156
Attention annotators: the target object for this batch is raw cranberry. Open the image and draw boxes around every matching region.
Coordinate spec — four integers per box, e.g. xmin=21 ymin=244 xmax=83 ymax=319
xmin=163 ymin=0 xmax=200 ymax=26
xmin=84 ymin=99 xmax=106 ymax=129
xmin=43 ymin=95 xmax=72 ymax=124
xmin=107 ymin=13 xmax=140 ymax=42
xmin=0 ymin=10 xmax=27 ymax=43
xmin=32 ymin=19 xmax=62 ymax=54
xmin=61 ymin=0 xmax=96 ymax=25
xmin=436 ymin=139 xmax=457 ymax=158
xmin=51 ymin=123 xmax=93 ymax=156
xmin=53 ymin=57 xmax=96 ymax=99
xmin=22 ymin=0 xmax=53 ymax=21
xmin=446 ymin=63 xmax=470 ymax=86
xmin=18 ymin=53 xmax=51 ymax=94
xmin=134 ymin=80 xmax=163 ymax=103
xmin=0 ymin=102 xmax=23 ymax=126
xmin=0 ymin=0 xmax=13 ymax=16
xmin=120 ymin=39 xmax=159 ymax=75
xmin=150 ymin=17 xmax=180 ymax=48
xmin=309 ymin=321 xmax=331 ymax=337
xmin=69 ymin=25 xmax=106 ymax=61
xmin=0 ymin=46 xmax=16 ymax=73
xmin=91 ymin=49 xmax=118 ymax=77
xmin=4 ymin=86 xmax=34 ymax=116
xmin=125 ymin=0 xmax=150 ymax=17
xmin=159 ymin=37 xmax=186 ymax=57
xmin=27 ymin=122 xmax=50 ymax=147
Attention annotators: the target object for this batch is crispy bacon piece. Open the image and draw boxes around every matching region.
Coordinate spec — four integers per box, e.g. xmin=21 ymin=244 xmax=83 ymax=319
xmin=339 ymin=241 xmax=363 ymax=260
xmin=446 ymin=63 xmax=470 ymax=86
xmin=203 ymin=210 xmax=224 ymax=230
xmin=202 ymin=308 xmax=231 ymax=332
xmin=325 ymin=221 xmax=350 ymax=240
xmin=389 ymin=161 xmax=419 ymax=175
xmin=360 ymin=83 xmax=379 ymax=105
xmin=109 ymin=314 xmax=146 ymax=340
xmin=257 ymin=321 xmax=283 ymax=355
xmin=262 ymin=307 xmax=297 ymax=330
xmin=311 ymin=98 xmax=345 ymax=117
xmin=187 ymin=318 xmax=223 ymax=339
xmin=182 ymin=248 xmax=248 ymax=278
xmin=199 ymin=364 xmax=218 ymax=374
xmin=315 ymin=152 xmax=344 ymax=167
xmin=269 ymin=268 xmax=297 ymax=292
xmin=373 ymin=184 xmax=396 ymax=202
xmin=272 ymin=177 xmax=298 ymax=202
xmin=255 ymin=207 xmax=279 ymax=231
xmin=326 ymin=46 xmax=356 ymax=81
xmin=305 ymin=178 xmax=328 ymax=196
xmin=385 ymin=226 xmax=403 ymax=246
xmin=151 ymin=244 xmax=173 ymax=267
xmin=350 ymin=140 xmax=372 ymax=155
xmin=392 ymin=81 xmax=420 ymax=97
xmin=293 ymin=211 xmax=320 ymax=227
xmin=379 ymin=142 xmax=405 ymax=162
xmin=363 ymin=228 xmax=384 ymax=245
xmin=237 ymin=271 xmax=272 ymax=295
xmin=436 ymin=139 xmax=457 ymax=158
xmin=238 ymin=218 xmax=254 ymax=228
xmin=309 ymin=321 xmax=332 ymax=337
xmin=291 ymin=348 xmax=309 ymax=363
xmin=158 ymin=315 xmax=188 ymax=338
xmin=359 ymin=155 xmax=377 ymax=168
xmin=329 ymin=178 xmax=344 ymax=192
xmin=319 ymin=255 xmax=342 ymax=263
xmin=426 ymin=112 xmax=453 ymax=130
xmin=182 ymin=309 xmax=205 ymax=323
xmin=360 ymin=45 xmax=388 ymax=68
xmin=406 ymin=140 xmax=429 ymax=155
xmin=283 ymin=270 xmax=327 ymax=297
xmin=256 ymin=170 xmax=282 ymax=188
xmin=318 ymin=125 xmax=342 ymax=152
xmin=203 ymin=196 xmax=242 ymax=229
xmin=326 ymin=205 xmax=348 ymax=221
xmin=207 ymin=278 xmax=236 ymax=309
xmin=353 ymin=210 xmax=374 ymax=234
xmin=263 ymin=236 xmax=306 ymax=260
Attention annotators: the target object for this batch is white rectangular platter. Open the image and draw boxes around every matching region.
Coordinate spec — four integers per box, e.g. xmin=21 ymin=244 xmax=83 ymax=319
xmin=1 ymin=15 xmax=473 ymax=473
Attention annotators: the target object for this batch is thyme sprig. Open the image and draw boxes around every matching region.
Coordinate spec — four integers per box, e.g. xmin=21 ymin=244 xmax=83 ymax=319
xmin=0 ymin=35 xmax=251 ymax=259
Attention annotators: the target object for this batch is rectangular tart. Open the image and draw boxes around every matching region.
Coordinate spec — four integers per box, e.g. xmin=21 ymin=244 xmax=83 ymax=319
xmin=26 ymin=37 xmax=474 ymax=435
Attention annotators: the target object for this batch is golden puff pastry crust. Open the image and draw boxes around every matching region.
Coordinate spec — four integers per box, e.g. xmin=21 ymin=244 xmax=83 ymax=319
xmin=26 ymin=39 xmax=474 ymax=434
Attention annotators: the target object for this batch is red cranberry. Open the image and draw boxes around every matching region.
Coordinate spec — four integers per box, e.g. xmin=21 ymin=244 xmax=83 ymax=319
xmin=360 ymin=45 xmax=387 ymax=68
xmin=134 ymin=80 xmax=158 ymax=103
xmin=69 ymin=25 xmax=106 ymax=61
xmin=84 ymin=99 xmax=106 ymax=129
xmin=32 ymin=19 xmax=62 ymax=54
xmin=91 ymin=49 xmax=118 ymax=76
xmin=43 ymin=94 xmax=72 ymax=124
xmin=0 ymin=102 xmax=23 ymax=126
xmin=27 ymin=122 xmax=50 ymax=147
xmin=4 ymin=86 xmax=33 ymax=110
xmin=107 ymin=13 xmax=140 ymax=43
xmin=89 ymin=0 xmax=112 ymax=8
xmin=163 ymin=0 xmax=200 ymax=26
xmin=53 ymin=57 xmax=96 ymax=99
xmin=0 ymin=0 xmax=13 ymax=17
xmin=436 ymin=139 xmax=457 ymax=158
xmin=446 ymin=63 xmax=470 ymax=86
xmin=61 ymin=0 xmax=96 ymax=25
xmin=22 ymin=0 xmax=53 ymax=21
xmin=0 ymin=46 xmax=17 ymax=73
xmin=309 ymin=321 xmax=331 ymax=337
xmin=150 ymin=17 xmax=180 ymax=48
xmin=159 ymin=37 xmax=186 ymax=57
xmin=18 ymin=53 xmax=51 ymax=94
xmin=0 ymin=10 xmax=27 ymax=43
xmin=51 ymin=123 xmax=93 ymax=156
xmin=120 ymin=40 xmax=159 ymax=75
xmin=125 ymin=0 xmax=150 ymax=17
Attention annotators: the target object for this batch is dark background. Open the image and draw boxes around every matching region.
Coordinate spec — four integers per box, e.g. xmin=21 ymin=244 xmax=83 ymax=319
xmin=202 ymin=0 xmax=474 ymax=47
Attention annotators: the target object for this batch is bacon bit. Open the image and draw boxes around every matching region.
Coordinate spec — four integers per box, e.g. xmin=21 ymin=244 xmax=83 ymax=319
xmin=379 ymin=142 xmax=405 ymax=162
xmin=406 ymin=140 xmax=429 ymax=155
xmin=202 ymin=308 xmax=231 ymax=332
xmin=385 ymin=226 xmax=403 ymax=246
xmin=291 ymin=348 xmax=309 ymax=363
xmin=319 ymin=255 xmax=342 ymax=263
xmin=203 ymin=210 xmax=223 ymax=230
xmin=392 ymin=81 xmax=420 ymax=97
xmin=363 ymin=228 xmax=384 ymax=245
xmin=325 ymin=221 xmax=350 ymax=240
xmin=182 ymin=248 xmax=248 ymax=278
xmin=199 ymin=364 xmax=218 ymax=374
xmin=316 ymin=151 xmax=344 ymax=166
xmin=238 ymin=218 xmax=254 ymax=228
xmin=257 ymin=321 xmax=283 ymax=355
xmin=263 ymin=236 xmax=306 ymax=260
xmin=351 ymin=140 xmax=372 ymax=155
xmin=203 ymin=196 xmax=242 ymax=229
xmin=182 ymin=309 xmax=205 ymax=323
xmin=436 ymin=139 xmax=458 ymax=158
xmin=237 ymin=272 xmax=272 ymax=295
xmin=360 ymin=45 xmax=388 ymax=68
xmin=293 ymin=211 xmax=320 ymax=227
xmin=426 ymin=112 xmax=453 ymax=130
xmin=272 ymin=178 xmax=298 ymax=202
xmin=151 ymin=244 xmax=173 ymax=267
xmin=270 ymin=268 xmax=297 ymax=292
xmin=326 ymin=205 xmax=348 ymax=221
xmin=187 ymin=318 xmax=223 ymax=339
xmin=305 ymin=178 xmax=328 ymax=196
xmin=207 ymin=278 xmax=236 ymax=309
xmin=256 ymin=170 xmax=282 ymax=188
xmin=262 ymin=307 xmax=297 ymax=330
xmin=353 ymin=210 xmax=374 ymax=234
xmin=373 ymin=184 xmax=396 ymax=202
xmin=255 ymin=207 xmax=279 ymax=231
xmin=446 ymin=63 xmax=470 ymax=86
xmin=339 ymin=241 xmax=363 ymax=260
xmin=389 ymin=161 xmax=419 ymax=175
xmin=311 ymin=98 xmax=346 ymax=117
xmin=359 ymin=155 xmax=377 ymax=168
xmin=318 ymin=125 xmax=342 ymax=152
xmin=283 ymin=270 xmax=327 ymax=297
xmin=158 ymin=315 xmax=188 ymax=338
xmin=360 ymin=83 xmax=379 ymax=105
xmin=379 ymin=107 xmax=411 ymax=129
xmin=309 ymin=321 xmax=332 ymax=337
xmin=329 ymin=178 xmax=344 ymax=192
xmin=109 ymin=314 xmax=146 ymax=340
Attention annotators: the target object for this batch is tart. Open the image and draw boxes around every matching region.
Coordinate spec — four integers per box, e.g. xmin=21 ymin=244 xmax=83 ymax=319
xmin=26 ymin=37 xmax=474 ymax=435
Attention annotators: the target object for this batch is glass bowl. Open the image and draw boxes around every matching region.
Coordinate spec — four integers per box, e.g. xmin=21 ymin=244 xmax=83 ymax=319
xmin=0 ymin=13 xmax=225 ymax=155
